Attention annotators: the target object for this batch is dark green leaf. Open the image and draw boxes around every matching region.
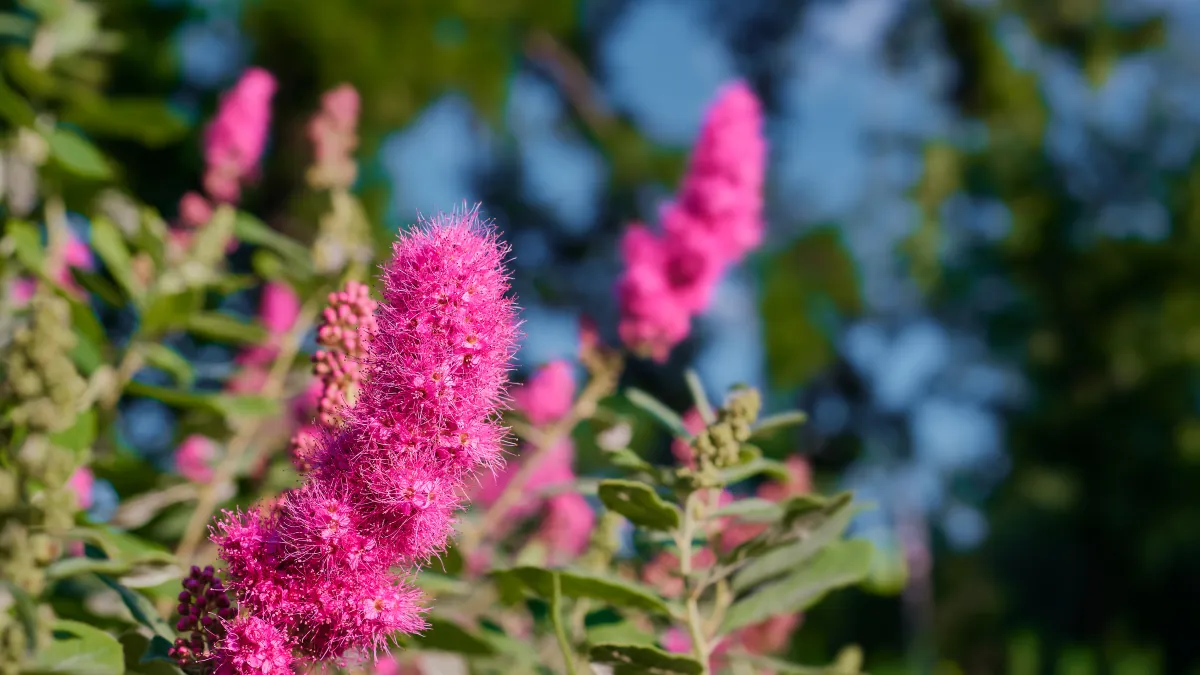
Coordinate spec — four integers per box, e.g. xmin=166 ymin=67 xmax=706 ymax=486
xmin=99 ymin=575 xmax=175 ymax=639
xmin=35 ymin=619 xmax=124 ymax=675
xmin=683 ymin=370 xmax=715 ymax=424
xmin=118 ymin=631 xmax=187 ymax=675
xmin=718 ymin=457 xmax=792 ymax=485
xmin=123 ymin=381 xmax=221 ymax=413
xmin=597 ymin=479 xmax=681 ymax=531
xmin=588 ymin=643 xmax=704 ymax=674
xmin=142 ymin=344 xmax=194 ymax=388
xmin=139 ymin=636 xmax=178 ymax=666
xmin=411 ymin=616 xmax=497 ymax=656
xmin=69 ymin=267 xmax=124 ymax=306
xmin=89 ymin=217 xmax=141 ymax=299
xmin=61 ymin=98 xmax=188 ymax=147
xmin=48 ymin=408 xmax=96 ymax=452
xmin=721 ymin=539 xmax=874 ymax=633
xmin=626 ymin=388 xmax=692 ymax=439
xmin=0 ymin=75 xmax=34 ymax=125
xmin=185 ymin=312 xmax=268 ymax=344
xmin=733 ymin=493 xmax=858 ymax=591
xmin=45 ymin=128 xmax=111 ymax=179
xmin=45 ymin=556 xmax=131 ymax=580
xmin=749 ymin=411 xmax=809 ymax=441
xmin=492 ymin=567 xmax=675 ymax=617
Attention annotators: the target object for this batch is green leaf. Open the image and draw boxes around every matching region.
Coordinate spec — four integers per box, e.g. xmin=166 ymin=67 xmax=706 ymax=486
xmin=99 ymin=575 xmax=175 ymax=639
xmin=606 ymin=447 xmax=654 ymax=474
xmin=597 ymin=479 xmax=681 ymax=531
xmin=45 ymin=128 xmax=111 ymax=179
xmin=733 ymin=493 xmax=858 ymax=591
xmin=626 ymin=388 xmax=692 ymax=439
xmin=233 ymin=213 xmax=312 ymax=272
xmin=585 ymin=617 xmax=656 ymax=648
xmin=44 ymin=556 xmax=131 ymax=580
xmin=2 ymin=580 xmax=38 ymax=652
xmin=718 ymin=457 xmax=792 ymax=486
xmin=123 ymin=381 xmax=221 ymax=413
xmin=492 ymin=567 xmax=675 ymax=617
xmin=210 ymin=394 xmax=282 ymax=419
xmin=412 ymin=616 xmax=497 ymax=656
xmin=69 ymin=267 xmax=124 ymax=306
xmin=749 ymin=411 xmax=809 ymax=441
xmin=142 ymin=344 xmax=194 ymax=388
xmin=34 ymin=619 xmax=124 ymax=675
xmin=48 ymin=408 xmax=96 ymax=453
xmin=721 ymin=539 xmax=874 ymax=634
xmin=185 ymin=312 xmax=268 ymax=344
xmin=0 ymin=75 xmax=35 ymax=126
xmin=683 ymin=370 xmax=715 ymax=424
xmin=7 ymin=218 xmax=44 ymax=270
xmin=709 ymin=498 xmax=782 ymax=523
xmin=89 ymin=217 xmax=141 ymax=299
xmin=140 ymin=289 xmax=203 ymax=337
xmin=588 ymin=643 xmax=704 ymax=675
xmin=70 ymin=524 xmax=176 ymax=567
xmin=118 ymin=631 xmax=186 ymax=675
xmin=61 ymin=97 xmax=188 ymax=147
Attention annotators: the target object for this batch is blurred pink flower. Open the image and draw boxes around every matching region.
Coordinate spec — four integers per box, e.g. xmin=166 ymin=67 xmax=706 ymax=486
xmin=307 ymin=84 xmax=361 ymax=190
xmin=538 ymin=492 xmax=595 ymax=563
xmin=617 ymin=81 xmax=765 ymax=361
xmin=10 ymin=228 xmax=94 ymax=306
xmin=67 ymin=467 xmax=93 ymax=510
xmin=474 ymin=439 xmax=575 ymax=521
xmin=178 ymin=191 xmax=213 ymax=228
xmin=203 ymin=67 xmax=277 ymax=203
xmin=513 ymin=360 xmax=576 ymax=427
xmin=175 ymin=435 xmax=218 ymax=483
xmin=671 ymin=408 xmax=707 ymax=469
xmin=736 ymin=613 xmax=801 ymax=656
xmin=239 ymin=281 xmax=301 ymax=367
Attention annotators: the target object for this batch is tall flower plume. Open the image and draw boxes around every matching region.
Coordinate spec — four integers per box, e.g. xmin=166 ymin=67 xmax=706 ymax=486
xmin=617 ymin=81 xmax=766 ymax=361
xmin=202 ymin=67 xmax=277 ymax=205
xmin=205 ymin=208 xmax=518 ymax=673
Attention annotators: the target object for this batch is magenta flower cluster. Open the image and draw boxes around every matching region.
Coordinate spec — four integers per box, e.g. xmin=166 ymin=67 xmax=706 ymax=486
xmin=208 ymin=210 xmax=519 ymax=673
xmin=617 ymin=81 xmax=766 ymax=361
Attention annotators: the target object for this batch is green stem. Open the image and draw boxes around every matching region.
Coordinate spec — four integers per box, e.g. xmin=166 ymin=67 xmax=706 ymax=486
xmin=550 ymin=572 xmax=579 ymax=675
xmin=677 ymin=491 xmax=711 ymax=675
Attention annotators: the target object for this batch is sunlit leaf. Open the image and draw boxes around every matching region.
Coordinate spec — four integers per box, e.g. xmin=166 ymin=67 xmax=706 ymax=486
xmin=597 ymin=479 xmax=680 ymax=531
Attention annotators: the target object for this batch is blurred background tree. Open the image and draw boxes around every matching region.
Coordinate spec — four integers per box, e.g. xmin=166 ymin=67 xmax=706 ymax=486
xmin=5 ymin=0 xmax=1199 ymax=672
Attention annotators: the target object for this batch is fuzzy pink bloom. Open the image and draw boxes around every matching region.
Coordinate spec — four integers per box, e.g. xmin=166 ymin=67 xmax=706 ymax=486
xmin=307 ymin=84 xmax=361 ymax=190
xmin=617 ymin=82 xmax=765 ymax=361
xmin=537 ymin=492 xmax=595 ymax=563
xmin=67 ymin=467 xmax=93 ymax=510
xmin=179 ymin=191 xmax=214 ymax=228
xmin=214 ymin=615 xmax=294 ymax=675
xmin=176 ymin=435 xmax=218 ymax=483
xmin=211 ymin=207 xmax=518 ymax=668
xmin=513 ymin=360 xmax=576 ymax=426
xmin=203 ymin=68 xmax=277 ymax=203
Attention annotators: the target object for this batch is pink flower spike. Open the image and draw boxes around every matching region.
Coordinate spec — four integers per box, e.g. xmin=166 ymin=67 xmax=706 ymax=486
xmin=513 ymin=360 xmax=576 ymax=427
xmin=209 ymin=205 xmax=519 ymax=668
xmin=176 ymin=435 xmax=218 ymax=483
xmin=203 ymin=67 xmax=277 ymax=204
xmin=67 ymin=467 xmax=93 ymax=510
xmin=260 ymin=281 xmax=300 ymax=336
xmin=178 ymin=191 xmax=213 ymax=228
xmin=538 ymin=492 xmax=595 ymax=563
xmin=616 ymin=81 xmax=766 ymax=361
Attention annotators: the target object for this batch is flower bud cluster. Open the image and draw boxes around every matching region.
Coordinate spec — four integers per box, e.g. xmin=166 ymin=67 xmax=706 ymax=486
xmin=170 ymin=565 xmax=238 ymax=670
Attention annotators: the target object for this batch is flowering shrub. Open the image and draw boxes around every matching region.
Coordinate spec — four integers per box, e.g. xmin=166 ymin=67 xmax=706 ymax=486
xmin=0 ymin=7 xmax=883 ymax=675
